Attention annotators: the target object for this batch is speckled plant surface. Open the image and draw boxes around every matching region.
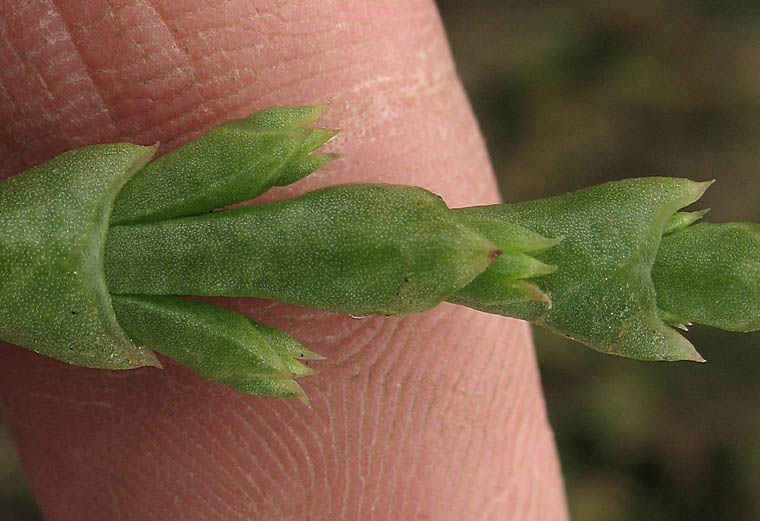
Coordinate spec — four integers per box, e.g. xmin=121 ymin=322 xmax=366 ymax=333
xmin=1 ymin=106 xmax=758 ymax=402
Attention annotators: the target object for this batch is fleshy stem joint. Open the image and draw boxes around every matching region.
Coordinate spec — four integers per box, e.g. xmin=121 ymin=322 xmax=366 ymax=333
xmin=1 ymin=106 xmax=758 ymax=401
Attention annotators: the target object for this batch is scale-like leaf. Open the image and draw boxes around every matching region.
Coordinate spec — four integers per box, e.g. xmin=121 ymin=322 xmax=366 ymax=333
xmin=0 ymin=144 xmax=159 ymax=369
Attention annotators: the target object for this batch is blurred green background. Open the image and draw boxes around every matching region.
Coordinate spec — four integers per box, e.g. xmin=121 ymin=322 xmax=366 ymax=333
xmin=2 ymin=0 xmax=759 ymax=519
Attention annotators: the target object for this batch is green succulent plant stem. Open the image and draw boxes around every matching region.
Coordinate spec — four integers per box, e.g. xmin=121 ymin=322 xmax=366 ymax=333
xmin=0 ymin=143 xmax=161 ymax=369
xmin=654 ymin=221 xmax=760 ymax=332
xmin=2 ymin=105 xmax=759 ymax=402
xmin=107 ymin=175 xmax=760 ymax=364
xmin=105 ymin=184 xmax=503 ymax=317
xmin=0 ymin=105 xmax=342 ymax=399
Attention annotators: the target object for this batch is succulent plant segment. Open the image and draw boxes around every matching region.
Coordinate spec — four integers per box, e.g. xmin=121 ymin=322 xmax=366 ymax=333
xmin=0 ymin=143 xmax=160 ymax=369
xmin=654 ymin=221 xmax=760 ymax=333
xmin=111 ymin=295 xmax=319 ymax=402
xmin=110 ymin=105 xmax=339 ymax=226
xmin=454 ymin=178 xmax=712 ymax=362
xmin=1 ymin=106 xmax=758 ymax=400
xmin=105 ymin=184 xmax=500 ymax=317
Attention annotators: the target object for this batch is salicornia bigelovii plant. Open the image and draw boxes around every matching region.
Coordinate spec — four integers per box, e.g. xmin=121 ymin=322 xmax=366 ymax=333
xmin=1 ymin=106 xmax=758 ymax=402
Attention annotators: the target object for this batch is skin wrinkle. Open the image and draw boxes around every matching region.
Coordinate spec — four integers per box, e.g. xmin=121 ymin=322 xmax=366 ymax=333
xmin=462 ymin=320 xmax=538 ymax=515
xmin=61 ymin=1 xmax=206 ymax=141
xmin=338 ymin=377 xmax=353 ymax=520
xmin=175 ymin=17 xmax=347 ymax=53
xmin=333 ymin=316 xmax=397 ymax=371
xmin=437 ymin=341 xmax=483 ymax=518
xmin=107 ymin=87 xmax=202 ymax=140
xmin=351 ymin=356 xmax=372 ymax=518
xmin=138 ymin=52 xmax=362 ymax=147
xmin=356 ymin=374 xmax=381 ymax=520
xmin=212 ymin=390 xmax=300 ymax=484
xmin=243 ymin=404 xmax=304 ymax=517
xmin=117 ymin=439 xmax=227 ymax=521
xmin=259 ymin=389 xmax=335 ymax=516
xmin=258 ymin=403 xmax=313 ymax=490
xmin=213 ymin=420 xmax=285 ymax=517
xmin=351 ymin=356 xmax=386 ymax=519
xmin=300 ymin=393 xmax=333 ymax=503
xmin=398 ymin=370 xmax=437 ymax=518
xmin=252 ymin=400 xmax=316 ymax=502
xmin=478 ymin=320 xmax=510 ymax=405
xmin=378 ymin=316 xmax=436 ymax=519
xmin=353 ymin=370 xmax=376 ymax=519
xmin=0 ymin=9 xmax=58 ymax=169
xmin=57 ymin=385 xmax=224 ymax=519
xmin=223 ymin=403 xmax=291 ymax=508
xmin=48 ymin=1 xmax=120 ymax=133
xmin=516 ymin=419 xmax=546 ymax=518
xmin=361 ymin=318 xmax=412 ymax=519
xmin=355 ymin=330 xmax=391 ymax=515
xmin=282 ymin=403 xmax=330 ymax=517
xmin=180 ymin=412 xmax=274 ymax=514
xmin=445 ymin=320 xmax=492 ymax=415
xmin=477 ymin=328 xmax=519 ymax=447
xmin=476 ymin=466 xmax=526 ymax=521
xmin=353 ymin=377 xmax=371 ymax=520
xmin=481 ymin=322 xmax=529 ymax=437
xmin=146 ymin=403 xmax=256 ymax=517
xmin=256 ymin=404 xmax=317 ymax=512
xmin=494 ymin=324 xmax=534 ymax=439
xmin=255 ymin=59 xmax=364 ymax=104
xmin=161 ymin=6 xmax=391 ymax=114
xmin=374 ymin=308 xmax=475 ymax=518
xmin=319 ymin=383 xmax=339 ymax=520
xmin=500 ymin=343 xmax=539 ymax=472
xmin=346 ymin=318 xmax=402 ymax=376
xmin=509 ymin=392 xmax=548 ymax=492
xmin=410 ymin=380 xmax=450 ymax=521
xmin=134 ymin=432 xmax=201 ymax=509
xmin=389 ymin=327 xmax=442 ymax=519
xmin=249 ymin=5 xmax=287 ymax=27
xmin=22 ymin=391 xmax=114 ymax=413
xmin=5 ymin=373 xmax=100 ymax=422
xmin=135 ymin=381 xmax=250 ymax=517
xmin=6 ymin=5 xmax=56 ymax=90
